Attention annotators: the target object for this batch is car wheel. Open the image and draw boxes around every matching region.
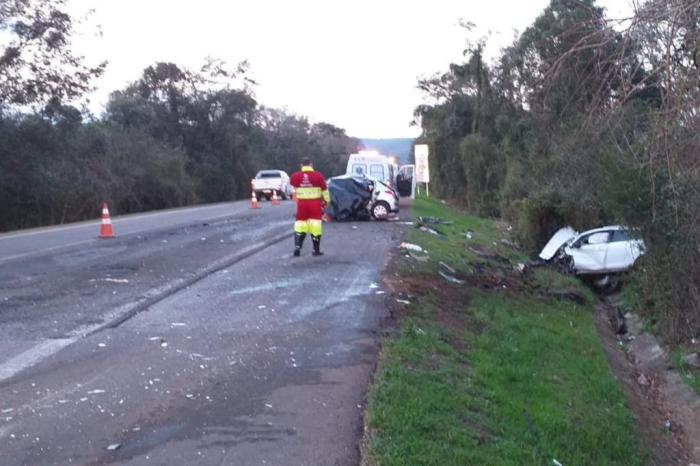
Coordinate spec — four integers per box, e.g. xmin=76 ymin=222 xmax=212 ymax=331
xmin=372 ymin=201 xmax=390 ymax=220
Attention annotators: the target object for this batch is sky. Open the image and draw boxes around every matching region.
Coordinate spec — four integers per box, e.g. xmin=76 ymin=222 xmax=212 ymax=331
xmin=68 ymin=0 xmax=632 ymax=139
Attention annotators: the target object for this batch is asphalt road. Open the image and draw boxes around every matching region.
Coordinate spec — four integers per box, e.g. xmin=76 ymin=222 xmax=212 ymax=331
xmin=0 ymin=202 xmax=253 ymax=264
xmin=0 ymin=199 xmax=407 ymax=465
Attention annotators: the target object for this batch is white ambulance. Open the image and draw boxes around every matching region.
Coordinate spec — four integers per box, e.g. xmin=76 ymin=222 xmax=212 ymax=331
xmin=345 ymin=150 xmax=415 ymax=198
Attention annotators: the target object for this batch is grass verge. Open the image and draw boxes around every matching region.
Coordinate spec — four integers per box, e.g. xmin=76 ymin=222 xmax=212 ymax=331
xmin=365 ymin=197 xmax=646 ymax=465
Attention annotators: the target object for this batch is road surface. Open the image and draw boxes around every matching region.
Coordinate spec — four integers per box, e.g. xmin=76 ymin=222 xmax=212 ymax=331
xmin=0 ymin=200 xmax=407 ymax=465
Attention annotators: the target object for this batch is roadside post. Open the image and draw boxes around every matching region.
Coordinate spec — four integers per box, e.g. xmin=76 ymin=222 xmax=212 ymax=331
xmin=414 ymin=144 xmax=430 ymax=197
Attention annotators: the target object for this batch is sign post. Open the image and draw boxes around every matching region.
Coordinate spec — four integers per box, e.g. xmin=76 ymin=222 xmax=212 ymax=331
xmin=414 ymin=144 xmax=430 ymax=197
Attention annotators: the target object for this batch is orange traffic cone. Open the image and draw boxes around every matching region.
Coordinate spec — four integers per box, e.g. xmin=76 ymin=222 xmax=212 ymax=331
xmin=271 ymin=190 xmax=280 ymax=205
xmin=250 ymin=191 xmax=260 ymax=209
xmin=99 ymin=203 xmax=115 ymax=238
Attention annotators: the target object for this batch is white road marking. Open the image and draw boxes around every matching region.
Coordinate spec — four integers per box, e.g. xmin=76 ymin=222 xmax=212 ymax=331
xmin=0 ymin=338 xmax=76 ymax=383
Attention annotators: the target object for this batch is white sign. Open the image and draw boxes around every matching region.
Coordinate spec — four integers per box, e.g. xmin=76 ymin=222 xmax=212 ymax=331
xmin=414 ymin=144 xmax=430 ymax=183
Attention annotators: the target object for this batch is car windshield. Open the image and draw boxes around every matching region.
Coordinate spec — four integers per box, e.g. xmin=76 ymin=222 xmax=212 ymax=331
xmin=257 ymin=171 xmax=280 ymax=178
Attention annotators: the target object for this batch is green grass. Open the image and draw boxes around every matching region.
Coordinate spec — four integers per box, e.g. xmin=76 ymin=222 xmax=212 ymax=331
xmin=366 ymin=197 xmax=647 ymax=465
xmin=670 ymin=348 xmax=700 ymax=396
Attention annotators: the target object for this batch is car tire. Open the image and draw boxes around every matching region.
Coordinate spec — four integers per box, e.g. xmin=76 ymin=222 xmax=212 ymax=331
xmin=372 ymin=201 xmax=390 ymax=221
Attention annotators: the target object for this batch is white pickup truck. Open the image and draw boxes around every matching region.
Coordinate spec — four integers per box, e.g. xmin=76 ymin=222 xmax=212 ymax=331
xmin=251 ymin=170 xmax=293 ymax=201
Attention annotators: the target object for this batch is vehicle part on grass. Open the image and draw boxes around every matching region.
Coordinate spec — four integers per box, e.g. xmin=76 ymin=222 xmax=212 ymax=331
xmin=400 ymin=242 xmax=423 ymax=253
xmin=439 ymin=261 xmax=456 ymax=275
xmin=439 ymin=270 xmax=465 ymax=285
xmin=464 ymin=230 xmax=474 ymax=240
xmin=419 ymin=226 xmax=441 ymax=235
xmin=416 ymin=216 xmax=452 ymax=225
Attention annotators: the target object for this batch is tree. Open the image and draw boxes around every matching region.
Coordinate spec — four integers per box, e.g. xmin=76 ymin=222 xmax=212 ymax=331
xmin=0 ymin=0 xmax=106 ymax=107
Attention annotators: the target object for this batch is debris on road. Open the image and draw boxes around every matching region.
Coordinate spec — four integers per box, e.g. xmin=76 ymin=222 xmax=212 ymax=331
xmin=87 ymin=389 xmax=106 ymax=395
xmin=106 ymin=443 xmax=121 ymax=451
xmin=369 ymin=283 xmax=379 ymax=289
xmin=171 ymin=322 xmax=186 ymax=327
xmin=396 ymin=299 xmax=411 ymax=305
xmin=105 ymin=278 xmax=129 ymax=284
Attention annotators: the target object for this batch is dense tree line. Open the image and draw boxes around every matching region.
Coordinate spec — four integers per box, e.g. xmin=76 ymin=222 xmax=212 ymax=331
xmin=415 ymin=0 xmax=700 ymax=342
xmin=0 ymin=61 xmax=359 ymax=230
xmin=0 ymin=2 xmax=359 ymax=231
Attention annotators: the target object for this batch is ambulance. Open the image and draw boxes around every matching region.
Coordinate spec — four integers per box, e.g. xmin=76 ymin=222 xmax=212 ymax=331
xmin=345 ymin=150 xmax=415 ymax=198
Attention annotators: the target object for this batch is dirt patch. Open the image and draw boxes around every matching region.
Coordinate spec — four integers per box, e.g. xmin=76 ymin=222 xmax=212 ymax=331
xmin=381 ymin=269 xmax=483 ymax=351
xmin=595 ymin=302 xmax=700 ymax=465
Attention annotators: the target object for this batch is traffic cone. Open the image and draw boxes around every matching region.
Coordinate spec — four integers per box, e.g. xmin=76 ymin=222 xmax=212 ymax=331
xmin=250 ymin=191 xmax=260 ymax=209
xmin=99 ymin=203 xmax=115 ymax=238
xmin=271 ymin=190 xmax=280 ymax=205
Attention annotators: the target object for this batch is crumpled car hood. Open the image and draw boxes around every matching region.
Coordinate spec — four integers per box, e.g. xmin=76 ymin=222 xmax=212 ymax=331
xmin=539 ymin=227 xmax=578 ymax=261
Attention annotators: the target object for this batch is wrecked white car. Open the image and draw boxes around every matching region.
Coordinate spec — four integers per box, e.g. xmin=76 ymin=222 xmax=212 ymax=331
xmin=540 ymin=225 xmax=645 ymax=275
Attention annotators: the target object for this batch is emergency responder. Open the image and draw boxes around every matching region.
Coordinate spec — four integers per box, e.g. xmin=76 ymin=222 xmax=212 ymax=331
xmin=289 ymin=157 xmax=330 ymax=257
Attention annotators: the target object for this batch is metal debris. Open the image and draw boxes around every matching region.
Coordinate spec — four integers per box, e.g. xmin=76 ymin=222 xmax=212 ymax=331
xmin=106 ymin=443 xmax=121 ymax=451
xmin=103 ymin=278 xmax=129 ymax=284
xmin=439 ymin=261 xmax=457 ymax=275
xmin=419 ymin=226 xmax=441 ymax=236
xmin=400 ymin=242 xmax=423 ymax=253
xmin=439 ymin=271 xmax=465 ymax=286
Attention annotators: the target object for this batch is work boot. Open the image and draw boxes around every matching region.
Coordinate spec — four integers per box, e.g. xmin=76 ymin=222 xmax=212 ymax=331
xmin=293 ymin=233 xmax=306 ymax=257
xmin=312 ymin=235 xmax=323 ymax=256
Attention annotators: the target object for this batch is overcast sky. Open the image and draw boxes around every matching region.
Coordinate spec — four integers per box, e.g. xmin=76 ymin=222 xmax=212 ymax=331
xmin=69 ymin=0 xmax=632 ymax=139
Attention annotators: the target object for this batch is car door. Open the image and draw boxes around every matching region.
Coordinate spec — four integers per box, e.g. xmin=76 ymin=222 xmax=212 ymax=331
xmin=568 ymin=231 xmax=611 ymax=273
xmin=396 ymin=165 xmax=415 ymax=198
xmin=605 ymin=229 xmax=640 ymax=272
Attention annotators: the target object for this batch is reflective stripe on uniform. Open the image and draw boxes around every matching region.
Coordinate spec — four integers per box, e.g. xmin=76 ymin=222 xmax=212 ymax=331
xmin=295 ymin=186 xmax=323 ymax=200
xmin=294 ymin=220 xmax=309 ymax=234
xmin=322 ymin=189 xmax=330 ymax=204
xmin=308 ymin=219 xmax=322 ymax=237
